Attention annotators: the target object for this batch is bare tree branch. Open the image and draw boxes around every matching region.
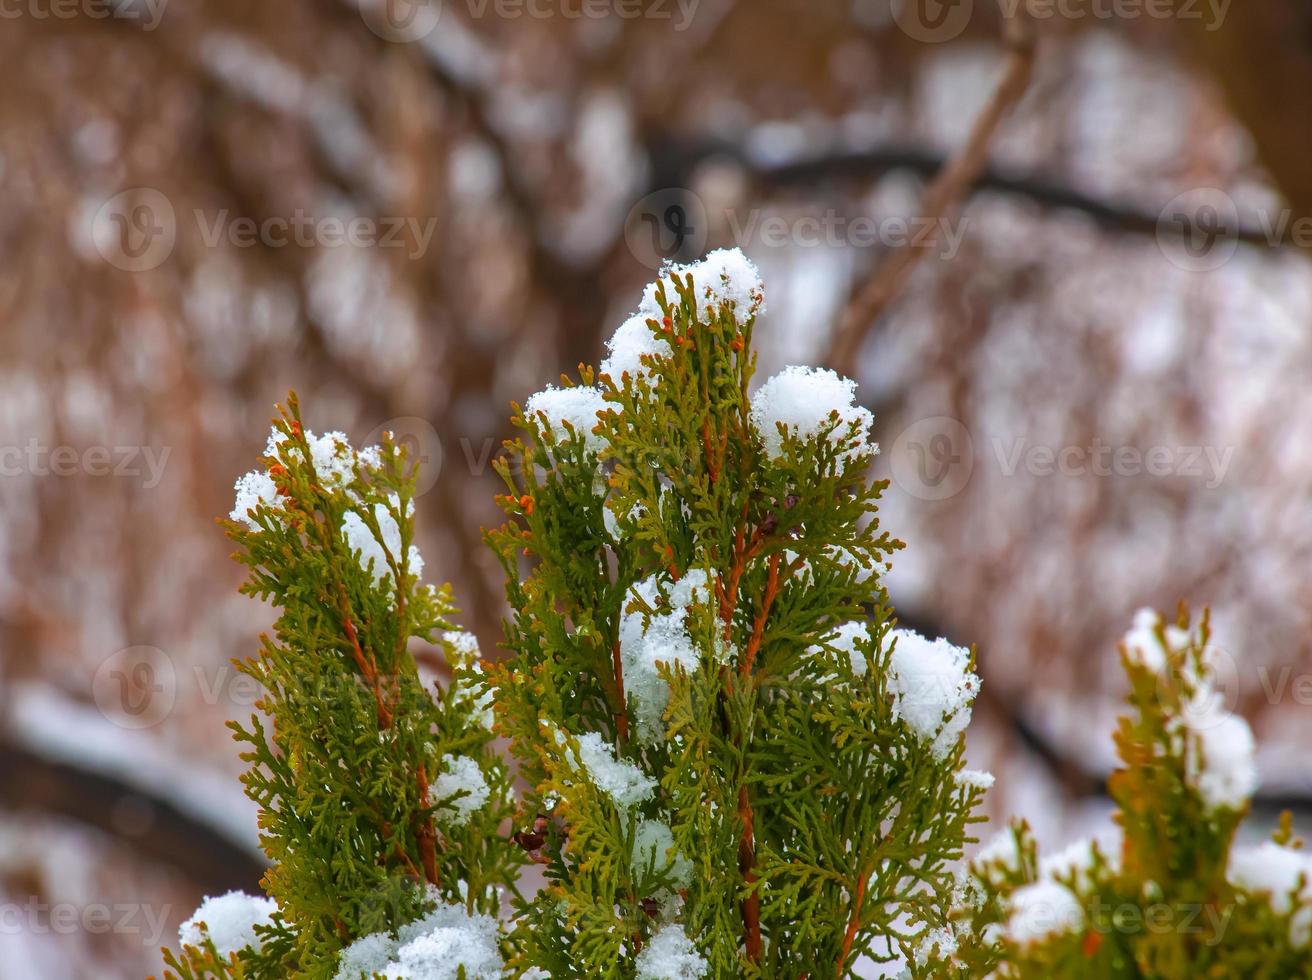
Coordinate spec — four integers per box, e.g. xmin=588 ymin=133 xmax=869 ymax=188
xmin=0 ymin=740 xmax=266 ymax=895
xmin=826 ymin=15 xmax=1038 ymax=375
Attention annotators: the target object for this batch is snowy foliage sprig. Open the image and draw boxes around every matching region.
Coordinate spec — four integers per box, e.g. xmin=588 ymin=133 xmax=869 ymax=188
xmin=162 ymin=397 xmax=520 ymax=979
xmin=486 ymin=248 xmax=988 ymax=977
xmin=929 ymin=607 xmax=1312 ymax=979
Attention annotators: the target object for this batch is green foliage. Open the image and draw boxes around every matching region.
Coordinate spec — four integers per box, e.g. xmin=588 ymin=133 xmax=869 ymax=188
xmin=164 ymin=397 xmax=518 ymax=979
xmin=934 ymin=608 xmax=1312 ymax=979
xmin=487 ymin=252 xmax=987 ymax=978
xmin=160 ymin=252 xmax=1312 ymax=980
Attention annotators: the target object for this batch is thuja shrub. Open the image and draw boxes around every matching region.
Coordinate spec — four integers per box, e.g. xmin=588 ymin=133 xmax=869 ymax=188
xmin=162 ymin=402 xmax=519 ymax=979
xmin=487 ymin=249 xmax=988 ymax=978
xmin=165 ymin=250 xmax=1312 ymax=980
xmin=935 ymin=608 xmax=1312 ymax=979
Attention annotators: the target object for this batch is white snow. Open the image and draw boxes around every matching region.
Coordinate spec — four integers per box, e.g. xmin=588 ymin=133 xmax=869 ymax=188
xmin=1003 ymin=880 xmax=1083 ymax=946
xmin=308 ymin=430 xmax=381 ymax=487
xmin=1227 ymin=842 xmax=1312 ymax=918
xmin=827 ymin=545 xmax=880 ymax=584
xmin=524 ymin=385 xmax=609 ymax=453
xmin=914 ymin=925 xmax=958 ymax=965
xmin=807 ymin=620 xmax=872 ymax=676
xmin=600 ymin=313 xmax=672 ymax=382
xmin=443 ymin=630 xmax=481 ymax=666
xmin=335 ymin=932 xmax=398 ymax=979
xmin=1039 ymin=831 xmax=1120 ymax=886
xmin=956 ymin=769 xmax=996 ymax=790
xmin=433 ymin=754 xmax=491 ymax=826
xmin=335 ymin=902 xmax=503 ymax=979
xmin=618 ymin=570 xmax=712 ymax=742
xmin=574 ymin=731 xmax=656 ymax=810
xmin=633 ymin=923 xmax=708 ymax=980
xmin=885 ymin=629 xmax=979 ymax=760
xmin=1120 ymin=607 xmax=1189 ymax=673
xmin=386 ymin=923 xmax=502 ymax=979
xmin=179 ymin=891 xmax=277 ymax=956
xmin=631 ymin=818 xmax=692 ymax=887
xmin=341 ymin=497 xmax=425 ymax=587
xmin=233 ymin=426 xmax=386 ymax=530
xmin=1183 ymin=700 xmax=1257 ymax=812
xmin=971 ymin=828 xmax=1022 ymax=880
xmin=231 ymin=469 xmax=280 ymax=529
xmin=444 ymin=632 xmax=495 ymax=729
xmin=1121 ymin=607 xmax=1168 ymax=672
xmin=639 ymin=247 xmax=764 ymax=326
xmin=749 ymin=366 xmax=876 ymax=461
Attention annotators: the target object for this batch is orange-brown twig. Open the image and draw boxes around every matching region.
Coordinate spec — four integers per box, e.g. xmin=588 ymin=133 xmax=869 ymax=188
xmin=825 ymin=14 xmax=1037 ymax=375
xmin=741 ymin=552 xmax=782 ymax=678
xmin=738 ymin=783 xmax=762 ymax=962
xmin=415 ymin=763 xmax=440 ymax=887
xmin=836 ymin=873 xmax=868 ymax=976
xmin=611 ymin=640 xmax=630 ymax=743
xmin=342 ymin=612 xmax=392 ymax=729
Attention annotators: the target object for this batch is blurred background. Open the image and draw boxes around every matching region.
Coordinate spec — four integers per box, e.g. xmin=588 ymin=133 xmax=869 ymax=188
xmin=2 ymin=0 xmax=1312 ymax=975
